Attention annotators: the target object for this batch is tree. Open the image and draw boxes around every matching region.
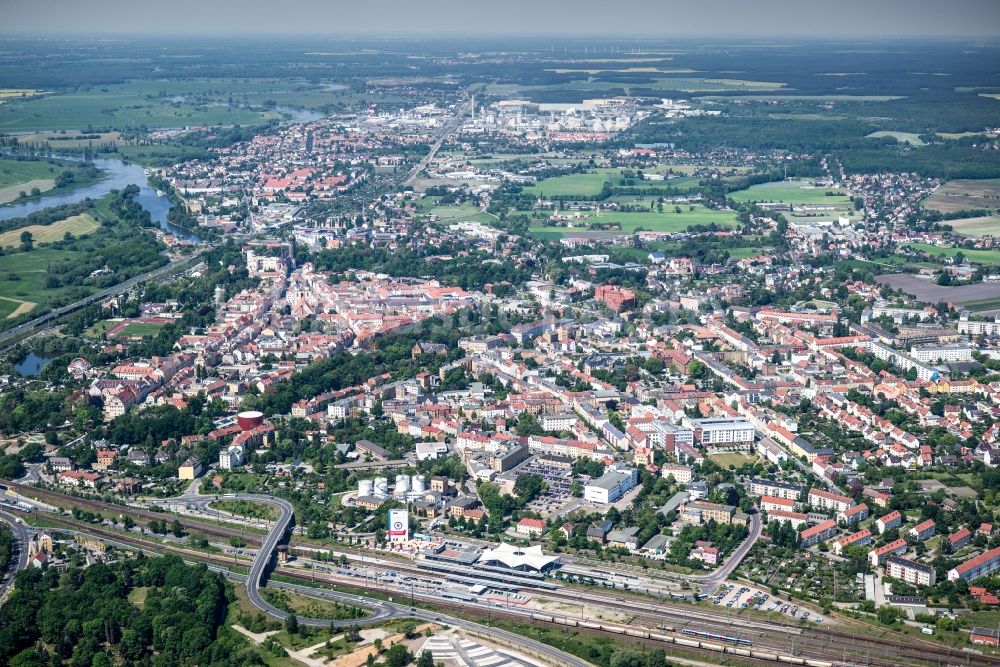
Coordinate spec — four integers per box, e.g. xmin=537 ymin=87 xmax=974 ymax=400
xmin=19 ymin=231 xmax=32 ymax=252
xmin=171 ymin=519 xmax=184 ymax=538
xmin=513 ymin=473 xmax=547 ymax=503
xmin=285 ymin=613 xmax=299 ymax=635
xmin=384 ymin=643 xmax=411 ymax=667
xmin=417 ymin=649 xmax=435 ymax=667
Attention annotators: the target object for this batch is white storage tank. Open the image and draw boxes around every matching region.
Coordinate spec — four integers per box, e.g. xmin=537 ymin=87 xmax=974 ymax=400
xmin=373 ymin=477 xmax=389 ymax=498
xmin=412 ymin=474 xmax=426 ymax=494
xmin=358 ymin=479 xmax=373 ymax=497
xmin=395 ymin=474 xmax=410 ymax=496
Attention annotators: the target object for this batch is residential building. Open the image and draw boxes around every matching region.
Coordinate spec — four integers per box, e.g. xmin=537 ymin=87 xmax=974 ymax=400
xmin=808 ymin=488 xmax=856 ymax=514
xmin=886 ymin=555 xmax=936 ymax=587
xmin=869 ymin=538 xmax=908 ymax=567
xmin=800 ymin=519 xmax=838 ymax=547
xmin=837 ymin=503 xmax=870 ymax=525
xmin=875 ymin=510 xmax=902 ymax=534
xmin=833 ymin=529 xmax=873 ymax=555
xmin=749 ymin=477 xmax=803 ymax=501
xmin=948 ymin=546 xmax=1000 ymax=582
xmin=909 ymin=519 xmax=936 ymax=540
xmin=516 ymin=517 xmax=546 ymax=537
xmin=682 ymin=500 xmax=737 ymax=526
xmin=660 ymin=463 xmax=693 ymax=484
xmin=178 ymin=458 xmax=202 ymax=480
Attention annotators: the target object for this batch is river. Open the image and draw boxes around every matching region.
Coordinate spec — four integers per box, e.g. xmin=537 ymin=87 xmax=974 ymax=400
xmin=0 ymin=155 xmax=203 ymax=242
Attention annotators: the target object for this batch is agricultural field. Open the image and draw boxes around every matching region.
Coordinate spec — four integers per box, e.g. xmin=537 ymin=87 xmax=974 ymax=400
xmin=877 ymin=273 xmax=1000 ymax=311
xmin=0 ymin=296 xmax=33 ymax=319
xmin=942 ymin=215 xmax=1000 ymax=237
xmin=524 ymin=168 xmax=702 ymax=198
xmin=922 ymin=179 xmax=1000 ymax=214
xmin=529 ymin=205 xmax=737 ymax=236
xmin=0 ymin=247 xmax=81 ymax=316
xmin=0 ymin=85 xmax=282 ymax=132
xmin=0 ymin=88 xmax=46 ymax=102
xmin=0 ymin=156 xmax=103 ymax=204
xmin=0 ymin=212 xmax=99 ymax=248
xmin=728 ymin=179 xmax=853 ymax=206
xmin=906 ymin=241 xmax=1000 ymax=265
xmin=14 ymin=130 xmax=125 ymax=149
xmin=485 ymin=76 xmax=786 ymax=98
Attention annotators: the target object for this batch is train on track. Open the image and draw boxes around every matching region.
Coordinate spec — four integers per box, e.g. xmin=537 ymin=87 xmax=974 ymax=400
xmin=525 ymin=612 xmax=833 ymax=667
xmin=682 ymin=628 xmax=752 ymax=645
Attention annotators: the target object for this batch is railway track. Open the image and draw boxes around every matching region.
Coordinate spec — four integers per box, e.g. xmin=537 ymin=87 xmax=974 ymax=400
xmin=13 ymin=483 xmax=1000 ymax=666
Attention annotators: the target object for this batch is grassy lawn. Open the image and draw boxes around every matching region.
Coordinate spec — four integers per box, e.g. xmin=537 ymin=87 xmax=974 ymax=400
xmin=0 ymin=212 xmax=99 ymax=248
xmin=524 ymin=169 xmax=702 ymax=198
xmin=0 ymin=156 xmax=66 ymax=188
xmin=128 ymin=586 xmax=150 ymax=608
xmin=0 ymin=247 xmax=83 ymax=313
xmin=709 ymin=453 xmax=758 ymax=468
xmin=0 ymin=297 xmax=24 ymax=318
xmin=729 ymin=179 xmax=852 ymax=206
xmin=428 ymin=202 xmax=484 ymax=219
xmin=84 ymin=318 xmax=123 ymax=338
xmin=866 ymin=131 xmax=925 ymax=146
xmin=119 ymin=322 xmax=166 ymax=338
xmin=0 ymin=156 xmax=101 ymax=204
xmin=907 ymin=242 xmax=1000 ymax=265
xmin=728 ymin=246 xmax=772 ymax=259
xmin=524 ymin=170 xmax=621 ymax=197
xmin=529 ymin=205 xmax=737 ymax=236
xmin=259 ymin=588 xmax=365 ymax=622
xmin=210 ymin=499 xmax=279 ymax=521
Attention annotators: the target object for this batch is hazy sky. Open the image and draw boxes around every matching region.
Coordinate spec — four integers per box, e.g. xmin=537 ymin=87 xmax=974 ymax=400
xmin=4 ymin=0 xmax=1000 ymax=37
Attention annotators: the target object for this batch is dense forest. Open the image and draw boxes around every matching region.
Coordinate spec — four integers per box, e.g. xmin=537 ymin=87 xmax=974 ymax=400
xmin=0 ymin=554 xmax=262 ymax=666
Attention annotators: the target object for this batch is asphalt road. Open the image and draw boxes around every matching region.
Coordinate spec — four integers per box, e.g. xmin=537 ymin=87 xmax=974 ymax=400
xmin=690 ymin=511 xmax=762 ymax=594
xmin=177 ymin=489 xmax=591 ymax=665
xmin=403 ymin=97 xmax=472 ymax=187
xmin=0 ymin=509 xmax=31 ymax=597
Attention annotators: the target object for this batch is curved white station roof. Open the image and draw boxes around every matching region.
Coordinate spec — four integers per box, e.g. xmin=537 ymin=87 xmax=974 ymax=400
xmin=477 ymin=543 xmax=559 ymax=572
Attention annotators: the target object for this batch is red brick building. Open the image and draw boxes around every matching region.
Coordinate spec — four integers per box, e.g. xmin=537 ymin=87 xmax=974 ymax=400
xmin=595 ymin=285 xmax=636 ymax=312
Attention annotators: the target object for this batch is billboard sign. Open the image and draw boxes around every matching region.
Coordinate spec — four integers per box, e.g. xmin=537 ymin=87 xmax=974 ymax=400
xmin=388 ymin=508 xmax=409 ymax=542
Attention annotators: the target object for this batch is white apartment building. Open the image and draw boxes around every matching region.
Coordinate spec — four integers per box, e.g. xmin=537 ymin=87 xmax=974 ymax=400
xmin=660 ymin=463 xmax=693 ymax=484
xmin=957 ymin=312 xmax=1000 ymax=336
xmin=219 ymin=445 xmax=244 ymax=470
xmin=749 ymin=477 xmax=803 ymax=501
xmin=886 ymin=555 xmax=936 ymax=587
xmin=689 ymin=418 xmax=755 ymax=446
xmin=808 ymin=488 xmax=856 ymax=513
xmin=909 ymin=343 xmax=975 ymax=364
xmin=541 ymin=413 xmax=578 ymax=432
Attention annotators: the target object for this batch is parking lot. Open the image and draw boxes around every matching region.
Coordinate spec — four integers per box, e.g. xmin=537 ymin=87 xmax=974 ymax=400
xmin=712 ymin=583 xmax=824 ymax=624
xmin=519 ymin=460 xmax=574 ymax=514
